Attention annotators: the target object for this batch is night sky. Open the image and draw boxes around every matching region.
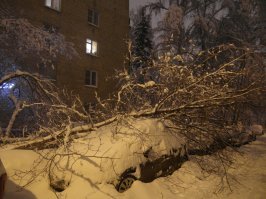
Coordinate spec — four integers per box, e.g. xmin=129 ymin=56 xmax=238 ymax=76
xmin=129 ymin=0 xmax=164 ymax=28
xmin=129 ymin=0 xmax=158 ymax=11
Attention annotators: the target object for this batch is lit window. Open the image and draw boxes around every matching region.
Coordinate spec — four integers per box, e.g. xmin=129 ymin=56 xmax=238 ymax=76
xmin=86 ymin=39 xmax=98 ymax=55
xmin=45 ymin=0 xmax=61 ymax=11
xmin=85 ymin=70 xmax=97 ymax=87
xmin=88 ymin=9 xmax=99 ymax=26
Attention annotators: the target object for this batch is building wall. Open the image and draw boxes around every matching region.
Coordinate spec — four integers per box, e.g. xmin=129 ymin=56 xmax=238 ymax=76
xmin=12 ymin=0 xmax=129 ymax=103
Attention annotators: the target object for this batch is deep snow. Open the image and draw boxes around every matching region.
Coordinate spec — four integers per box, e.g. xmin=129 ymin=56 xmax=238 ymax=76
xmin=0 ymin=134 xmax=265 ymax=198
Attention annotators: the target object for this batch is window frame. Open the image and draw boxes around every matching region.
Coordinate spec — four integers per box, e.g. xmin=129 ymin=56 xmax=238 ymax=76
xmin=37 ymin=62 xmax=57 ymax=81
xmin=85 ymin=70 xmax=98 ymax=87
xmin=84 ymin=102 xmax=96 ymax=114
xmin=88 ymin=9 xmax=99 ymax=26
xmin=86 ymin=38 xmax=98 ymax=56
xmin=43 ymin=23 xmax=59 ymax=33
xmin=44 ymin=0 xmax=61 ymax=11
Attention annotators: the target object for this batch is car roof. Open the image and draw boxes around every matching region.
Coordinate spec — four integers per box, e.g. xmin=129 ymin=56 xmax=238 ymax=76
xmin=54 ymin=118 xmax=186 ymax=184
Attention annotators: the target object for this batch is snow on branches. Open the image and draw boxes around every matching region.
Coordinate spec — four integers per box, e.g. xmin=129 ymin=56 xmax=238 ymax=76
xmin=102 ymin=44 xmax=265 ymax=153
xmin=0 ymin=11 xmax=78 ymax=144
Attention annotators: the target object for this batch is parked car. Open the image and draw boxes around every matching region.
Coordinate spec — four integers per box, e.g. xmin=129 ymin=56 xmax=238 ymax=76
xmin=0 ymin=159 xmax=7 ymax=199
xmin=50 ymin=118 xmax=188 ymax=193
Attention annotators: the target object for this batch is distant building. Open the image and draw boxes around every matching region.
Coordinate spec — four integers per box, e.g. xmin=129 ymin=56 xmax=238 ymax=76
xmin=11 ymin=0 xmax=129 ymax=105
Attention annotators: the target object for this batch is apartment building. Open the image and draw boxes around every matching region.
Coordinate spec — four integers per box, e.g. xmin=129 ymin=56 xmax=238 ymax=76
xmin=12 ymin=0 xmax=129 ymax=105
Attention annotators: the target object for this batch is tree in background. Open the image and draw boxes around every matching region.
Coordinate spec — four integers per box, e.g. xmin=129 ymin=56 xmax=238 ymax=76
xmin=146 ymin=0 xmax=266 ymax=125
xmin=149 ymin=0 xmax=265 ymax=53
xmin=131 ymin=8 xmax=154 ymax=74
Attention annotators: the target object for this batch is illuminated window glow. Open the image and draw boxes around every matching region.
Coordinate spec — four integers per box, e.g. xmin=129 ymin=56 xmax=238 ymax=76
xmin=86 ymin=39 xmax=98 ymax=55
xmin=45 ymin=0 xmax=61 ymax=11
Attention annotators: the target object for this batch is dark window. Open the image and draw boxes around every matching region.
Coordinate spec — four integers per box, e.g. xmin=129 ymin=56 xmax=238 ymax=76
xmin=85 ymin=70 xmax=97 ymax=87
xmin=88 ymin=9 xmax=99 ymax=26
xmin=39 ymin=63 xmax=57 ymax=80
xmin=43 ymin=23 xmax=59 ymax=33
xmin=84 ymin=102 xmax=96 ymax=114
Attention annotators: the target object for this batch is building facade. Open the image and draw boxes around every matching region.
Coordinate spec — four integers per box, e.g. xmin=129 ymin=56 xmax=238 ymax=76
xmin=12 ymin=0 xmax=129 ymax=104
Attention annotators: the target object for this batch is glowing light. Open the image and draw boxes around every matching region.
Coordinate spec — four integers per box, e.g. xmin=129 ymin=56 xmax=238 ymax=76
xmin=0 ymin=82 xmax=15 ymax=90
xmin=86 ymin=39 xmax=98 ymax=55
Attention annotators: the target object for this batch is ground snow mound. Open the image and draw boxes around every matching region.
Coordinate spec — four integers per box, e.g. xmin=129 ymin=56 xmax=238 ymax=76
xmin=52 ymin=118 xmax=186 ymax=185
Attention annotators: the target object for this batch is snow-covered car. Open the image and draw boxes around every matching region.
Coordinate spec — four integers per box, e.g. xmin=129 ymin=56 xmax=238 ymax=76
xmin=50 ymin=118 xmax=188 ymax=193
xmin=0 ymin=159 xmax=7 ymax=199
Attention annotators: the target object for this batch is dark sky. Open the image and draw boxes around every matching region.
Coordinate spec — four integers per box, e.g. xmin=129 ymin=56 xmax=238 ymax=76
xmin=129 ymin=0 xmax=165 ymax=28
xmin=129 ymin=0 xmax=158 ymax=11
xmin=129 ymin=0 xmax=163 ymax=28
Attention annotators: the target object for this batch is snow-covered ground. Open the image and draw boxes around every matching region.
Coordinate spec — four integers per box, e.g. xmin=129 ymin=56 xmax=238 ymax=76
xmin=1 ymin=134 xmax=266 ymax=199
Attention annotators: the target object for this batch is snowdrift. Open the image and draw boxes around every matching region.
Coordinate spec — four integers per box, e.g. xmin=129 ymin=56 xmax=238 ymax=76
xmin=50 ymin=118 xmax=187 ymax=187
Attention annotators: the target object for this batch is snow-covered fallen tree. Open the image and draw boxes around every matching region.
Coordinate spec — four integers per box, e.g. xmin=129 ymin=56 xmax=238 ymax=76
xmin=99 ymin=44 xmax=266 ymax=152
xmin=1 ymin=44 xmax=265 ymax=151
xmin=0 ymin=44 xmax=264 ymax=195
